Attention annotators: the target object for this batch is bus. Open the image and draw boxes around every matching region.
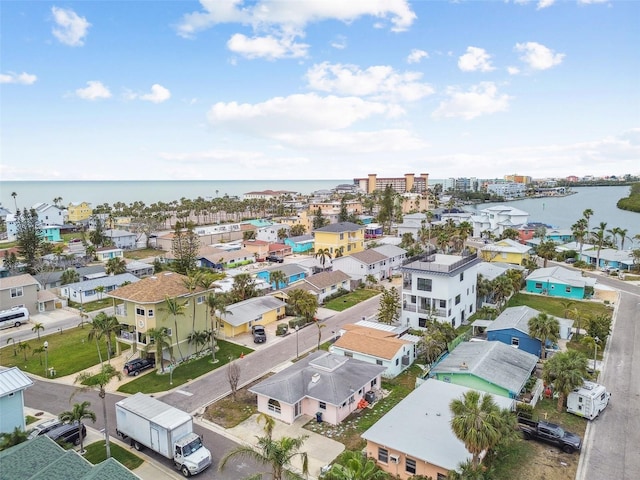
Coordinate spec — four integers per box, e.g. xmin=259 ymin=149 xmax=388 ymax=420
xmin=0 ymin=306 xmax=29 ymax=330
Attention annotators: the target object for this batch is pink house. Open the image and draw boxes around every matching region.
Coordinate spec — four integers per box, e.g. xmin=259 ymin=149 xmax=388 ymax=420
xmin=249 ymin=351 xmax=385 ymax=425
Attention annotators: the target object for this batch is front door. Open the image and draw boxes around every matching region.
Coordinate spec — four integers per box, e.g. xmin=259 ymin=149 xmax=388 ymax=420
xmin=294 ymin=401 xmax=302 ymax=418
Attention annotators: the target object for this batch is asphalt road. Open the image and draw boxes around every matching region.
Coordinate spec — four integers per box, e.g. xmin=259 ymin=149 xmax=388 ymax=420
xmin=23 ymin=294 xmax=382 ymax=479
xmin=576 ymin=276 xmax=640 ymax=480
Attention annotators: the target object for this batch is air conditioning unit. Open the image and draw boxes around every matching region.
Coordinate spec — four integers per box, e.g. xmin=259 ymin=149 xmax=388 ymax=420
xmin=389 ymin=454 xmax=400 ymax=464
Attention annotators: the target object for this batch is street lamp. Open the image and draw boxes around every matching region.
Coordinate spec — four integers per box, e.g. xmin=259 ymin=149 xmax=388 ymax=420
xmin=44 ymin=341 xmax=49 ymax=377
xmin=593 ymin=336 xmax=601 ymax=381
xmin=78 ymin=288 xmax=84 ymax=312
xmin=295 ymin=325 xmax=300 ymax=360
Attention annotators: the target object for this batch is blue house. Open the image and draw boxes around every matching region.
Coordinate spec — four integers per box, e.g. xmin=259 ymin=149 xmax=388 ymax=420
xmin=40 ymin=225 xmax=62 ymax=242
xmin=284 ymin=234 xmax=314 ymax=254
xmin=255 ymin=263 xmax=307 ymax=290
xmin=525 ymin=266 xmax=596 ymax=299
xmin=486 ymin=306 xmax=571 ymax=357
xmin=0 ymin=367 xmax=33 ymax=434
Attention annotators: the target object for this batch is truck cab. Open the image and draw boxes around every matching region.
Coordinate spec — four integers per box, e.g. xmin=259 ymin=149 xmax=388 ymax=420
xmin=174 ymin=432 xmax=212 ymax=477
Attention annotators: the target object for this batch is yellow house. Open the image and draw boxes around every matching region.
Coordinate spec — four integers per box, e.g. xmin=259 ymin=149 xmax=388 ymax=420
xmin=220 ymin=296 xmax=286 ymax=338
xmin=279 ymin=210 xmax=312 ymax=233
xmin=108 ymin=272 xmax=215 ymax=362
xmin=480 ymin=238 xmax=531 ymax=265
xmin=67 ymin=201 xmax=92 ymax=222
xmin=313 ymin=221 xmax=365 ymax=255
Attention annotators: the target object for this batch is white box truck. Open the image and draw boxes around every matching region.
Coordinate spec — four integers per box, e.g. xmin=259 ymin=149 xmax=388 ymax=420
xmin=567 ymin=381 xmax=611 ymax=420
xmin=115 ymin=393 xmax=212 ymax=477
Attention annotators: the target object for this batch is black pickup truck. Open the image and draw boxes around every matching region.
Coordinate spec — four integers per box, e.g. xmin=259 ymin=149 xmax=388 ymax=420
xmin=518 ymin=416 xmax=582 ymax=454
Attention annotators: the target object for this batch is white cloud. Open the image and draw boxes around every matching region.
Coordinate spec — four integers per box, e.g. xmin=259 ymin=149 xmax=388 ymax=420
xmin=140 ymin=84 xmax=171 ymax=103
xmin=0 ymin=71 xmax=37 ymax=85
xmin=458 ymin=46 xmax=495 ymax=72
xmin=305 ymin=62 xmax=434 ymax=102
xmin=515 ymin=42 xmax=565 ymax=70
xmin=51 ymin=6 xmax=91 ymax=46
xmin=537 ymin=0 xmax=555 ymax=9
xmin=227 ymin=33 xmax=309 ymax=60
xmin=177 ymin=0 xmax=416 ymax=37
xmin=578 ymin=0 xmax=608 ymax=4
xmin=330 ymin=35 xmax=347 ymax=50
xmin=507 ymin=66 xmax=520 ymax=75
xmin=433 ymin=82 xmax=512 ymax=120
xmin=75 ymin=81 xmax=111 ymax=100
xmin=407 ymin=49 xmax=428 ymax=64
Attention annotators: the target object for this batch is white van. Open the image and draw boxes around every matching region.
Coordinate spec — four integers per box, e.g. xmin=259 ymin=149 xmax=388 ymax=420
xmin=0 ymin=306 xmax=29 ymax=330
xmin=567 ymin=381 xmax=611 ymax=420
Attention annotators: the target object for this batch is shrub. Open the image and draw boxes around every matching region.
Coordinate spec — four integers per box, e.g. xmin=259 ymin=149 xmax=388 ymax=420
xmin=516 ymin=402 xmax=534 ymax=419
xmin=276 ymin=324 xmax=288 ymax=336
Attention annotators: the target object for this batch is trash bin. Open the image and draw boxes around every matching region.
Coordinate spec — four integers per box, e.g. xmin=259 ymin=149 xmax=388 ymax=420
xmin=316 ymin=412 xmax=323 ymax=423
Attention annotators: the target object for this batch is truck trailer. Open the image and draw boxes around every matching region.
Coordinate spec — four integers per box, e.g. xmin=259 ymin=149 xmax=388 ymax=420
xmin=115 ymin=393 xmax=212 ymax=477
xmin=566 ymin=381 xmax=611 ymax=420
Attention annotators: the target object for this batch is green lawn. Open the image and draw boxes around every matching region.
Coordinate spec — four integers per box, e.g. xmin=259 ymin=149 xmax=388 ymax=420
xmin=117 ymin=340 xmax=253 ymax=394
xmin=0 ymin=326 xmax=128 ymax=378
xmin=83 ymin=441 xmax=144 ymax=470
xmin=506 ymin=292 xmax=612 ymax=319
xmin=323 ymin=289 xmax=380 ymax=312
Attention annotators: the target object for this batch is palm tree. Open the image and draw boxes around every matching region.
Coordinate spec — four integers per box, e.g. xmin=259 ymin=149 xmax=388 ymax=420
xmin=528 ymin=313 xmax=560 ymax=359
xmin=205 ymin=293 xmax=231 ymax=364
xmin=59 ymin=401 xmax=96 ymax=454
xmin=591 ymin=222 xmax=608 ymax=269
xmin=87 ymin=313 xmax=120 ymax=364
xmin=449 ymin=390 xmax=504 ymax=469
xmin=491 ymin=276 xmax=513 ymax=309
xmin=105 ymin=257 xmax=127 ymax=275
xmin=559 ymin=300 xmax=575 ymax=319
xmin=18 ymin=341 xmax=30 ymax=362
xmin=31 ymin=322 xmax=44 ymax=340
xmin=219 ymin=413 xmax=309 ymax=480
xmin=535 ymin=239 xmax=557 ymax=267
xmin=269 ymin=270 xmax=287 ymax=290
xmin=0 ymin=427 xmax=28 ymax=451
xmin=571 ymin=218 xmax=588 ymax=256
xmin=582 ymin=208 xmax=594 ymax=232
xmin=324 ymin=450 xmax=387 ymax=480
xmin=5 ymin=337 xmax=17 ymax=357
xmin=145 ymin=327 xmax=172 ymax=373
xmin=11 ymin=191 xmax=18 ymax=213
xmin=314 ymin=248 xmax=332 ymax=271
xmin=164 ymin=296 xmax=186 ymax=361
xmin=543 ymin=350 xmax=588 ymax=412
xmin=75 ymin=364 xmax=121 ymax=458
xmin=187 ymin=330 xmax=210 ymax=355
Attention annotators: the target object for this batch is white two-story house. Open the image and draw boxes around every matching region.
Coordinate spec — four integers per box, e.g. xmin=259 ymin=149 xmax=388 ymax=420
xmin=401 ymin=252 xmax=481 ymax=329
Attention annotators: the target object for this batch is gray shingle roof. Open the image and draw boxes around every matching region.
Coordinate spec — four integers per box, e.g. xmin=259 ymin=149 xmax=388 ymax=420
xmin=361 ymin=380 xmax=514 ymax=470
xmin=249 ymin=351 xmax=385 ymax=406
xmin=346 ymin=249 xmax=387 ymax=265
xmin=302 ymin=270 xmax=351 ymax=290
xmin=486 ymin=305 xmax=542 ymax=335
xmin=256 ymin=263 xmax=307 ymax=277
xmin=431 ymin=341 xmax=538 ymax=395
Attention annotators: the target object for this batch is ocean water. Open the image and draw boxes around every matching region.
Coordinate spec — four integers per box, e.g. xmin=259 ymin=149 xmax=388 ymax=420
xmin=0 ymin=179 xmax=351 ymax=210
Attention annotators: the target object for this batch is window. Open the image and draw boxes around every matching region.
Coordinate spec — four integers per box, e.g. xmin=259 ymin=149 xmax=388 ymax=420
xmin=268 ymin=399 xmax=281 ymax=414
xmin=10 ymin=287 xmax=23 ymax=298
xmin=439 ymin=299 xmax=446 ymax=308
xmin=417 ymin=278 xmax=432 ymax=291
xmin=455 ymin=294 xmax=461 ymax=305
xmin=535 ymin=282 xmax=543 ymax=289
xmin=340 ymin=233 xmax=344 ymax=240
xmin=437 ymin=474 xmax=447 ymax=480
xmin=418 ymin=317 xmax=427 ymax=328
xmin=511 ymin=337 xmax=519 ymax=346
xmin=371 ymin=378 xmax=377 ymax=387
xmin=136 ymin=306 xmax=145 ymax=316
xmin=147 ymin=309 xmax=154 ymax=317
xmin=197 ymin=295 xmax=205 ymax=304
xmin=395 ymin=358 xmax=399 ymax=365
xmin=410 ymin=295 xmax=416 ymax=304
xmin=460 ymin=272 xmax=464 ymax=281
xmin=565 ymin=286 xmax=571 ymax=293
xmin=344 ymin=352 xmax=353 ymax=357
xmin=405 ymin=458 xmax=417 ymax=475
xmin=166 ymin=328 xmax=173 ymax=336
xmin=319 ymin=401 xmax=326 ymax=410
xmin=378 ymin=447 xmax=389 ymax=463
xmin=376 ymin=359 xmax=383 ymax=365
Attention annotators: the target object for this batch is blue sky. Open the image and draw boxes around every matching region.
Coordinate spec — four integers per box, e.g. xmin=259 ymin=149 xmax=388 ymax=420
xmin=1 ymin=0 xmax=638 ymax=182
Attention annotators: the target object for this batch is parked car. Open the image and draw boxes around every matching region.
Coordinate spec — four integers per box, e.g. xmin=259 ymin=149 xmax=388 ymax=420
xmin=123 ymin=357 xmax=155 ymax=376
xmin=45 ymin=422 xmax=87 ymax=446
xmin=27 ymin=418 xmax=63 ymax=440
xmin=265 ymin=255 xmax=284 ymax=263
xmin=252 ymin=325 xmax=267 ymax=343
xmin=564 ymin=257 xmax=577 ymax=264
xmin=518 ymin=416 xmax=582 ymax=454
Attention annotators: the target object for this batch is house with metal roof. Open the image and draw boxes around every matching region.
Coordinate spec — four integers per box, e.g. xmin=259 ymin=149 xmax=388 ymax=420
xmin=249 ymin=351 xmax=385 ymax=425
xmin=0 ymin=434 xmax=140 ymax=480
xmin=329 ymin=323 xmax=418 ymax=378
xmin=486 ymin=305 xmax=572 ymax=357
xmin=429 ymin=340 xmax=538 ymax=399
xmin=284 ymin=234 xmax=315 ymax=254
xmin=255 ymin=263 xmax=307 ymax=290
xmin=480 ymin=238 xmax=532 ymax=265
xmin=0 ymin=367 xmax=33 ymax=434
xmin=525 ymin=265 xmax=596 ymax=299
xmin=332 ymin=249 xmax=390 ymax=282
xmin=61 ymin=273 xmax=140 ymax=304
xmin=222 ymin=295 xmax=286 ymax=338
xmin=362 ymin=379 xmax=514 ymax=480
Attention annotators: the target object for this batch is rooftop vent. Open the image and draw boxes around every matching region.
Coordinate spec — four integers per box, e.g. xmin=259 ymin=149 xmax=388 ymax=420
xmin=459 ymin=362 xmax=469 ymax=370
xmin=311 ymin=373 xmax=321 ymax=383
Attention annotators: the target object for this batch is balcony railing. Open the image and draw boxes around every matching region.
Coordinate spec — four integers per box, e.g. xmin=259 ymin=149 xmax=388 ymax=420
xmin=402 ymin=252 xmax=479 ymax=274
